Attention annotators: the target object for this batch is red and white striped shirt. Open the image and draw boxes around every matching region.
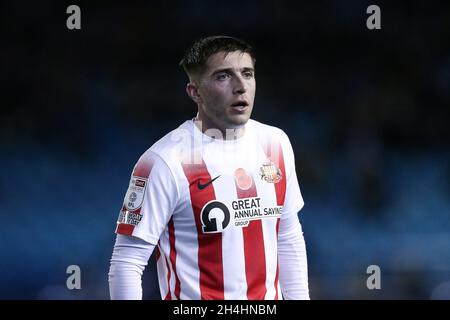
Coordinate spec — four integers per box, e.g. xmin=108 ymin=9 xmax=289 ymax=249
xmin=115 ymin=119 xmax=304 ymax=300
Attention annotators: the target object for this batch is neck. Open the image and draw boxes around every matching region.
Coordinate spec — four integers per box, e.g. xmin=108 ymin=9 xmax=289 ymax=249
xmin=193 ymin=115 xmax=246 ymax=141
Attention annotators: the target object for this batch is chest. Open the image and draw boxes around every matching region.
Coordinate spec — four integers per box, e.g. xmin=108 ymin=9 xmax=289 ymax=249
xmin=176 ymin=142 xmax=286 ymax=233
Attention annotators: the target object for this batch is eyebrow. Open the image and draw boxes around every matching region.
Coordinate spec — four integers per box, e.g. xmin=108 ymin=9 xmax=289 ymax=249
xmin=211 ymin=67 xmax=255 ymax=76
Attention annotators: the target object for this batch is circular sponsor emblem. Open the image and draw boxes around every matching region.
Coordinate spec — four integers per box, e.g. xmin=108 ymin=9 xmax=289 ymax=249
xmin=234 ymin=168 xmax=253 ymax=190
xmin=200 ymin=200 xmax=231 ymax=233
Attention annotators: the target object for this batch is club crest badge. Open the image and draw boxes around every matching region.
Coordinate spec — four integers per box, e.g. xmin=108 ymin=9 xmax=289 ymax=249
xmin=259 ymin=159 xmax=282 ymax=183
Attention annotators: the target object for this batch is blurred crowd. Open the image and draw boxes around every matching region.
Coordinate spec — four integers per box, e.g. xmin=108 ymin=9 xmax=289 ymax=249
xmin=1 ymin=1 xmax=449 ymax=299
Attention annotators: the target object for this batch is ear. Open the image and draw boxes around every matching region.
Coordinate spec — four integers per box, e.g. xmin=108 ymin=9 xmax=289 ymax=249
xmin=186 ymin=83 xmax=202 ymax=105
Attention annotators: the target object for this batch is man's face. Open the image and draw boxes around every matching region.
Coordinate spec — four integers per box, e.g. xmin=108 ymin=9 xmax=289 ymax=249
xmin=195 ymin=51 xmax=256 ymax=131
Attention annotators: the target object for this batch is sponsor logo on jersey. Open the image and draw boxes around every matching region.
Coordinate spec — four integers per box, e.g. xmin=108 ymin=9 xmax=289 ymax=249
xmin=199 ymin=197 xmax=283 ymax=231
xmin=135 ymin=179 xmax=146 ymax=188
xmin=259 ymin=159 xmax=282 ymax=183
xmin=117 ymin=210 xmax=142 ymax=226
xmin=231 ymin=197 xmax=283 ymax=227
xmin=200 ymin=200 xmax=231 ymax=233
xmin=197 ymin=175 xmax=221 ymax=190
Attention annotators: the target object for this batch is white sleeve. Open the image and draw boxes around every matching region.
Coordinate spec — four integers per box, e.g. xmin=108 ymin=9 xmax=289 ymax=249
xmin=115 ymin=149 xmax=179 ymax=244
xmin=279 ymin=131 xmax=304 ymax=220
xmin=278 ymin=213 xmax=310 ymax=300
xmin=108 ymin=234 xmax=155 ymax=300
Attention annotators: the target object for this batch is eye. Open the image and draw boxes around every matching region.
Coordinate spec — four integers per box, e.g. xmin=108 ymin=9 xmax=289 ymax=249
xmin=216 ymin=73 xmax=230 ymax=81
xmin=243 ymin=71 xmax=254 ymax=78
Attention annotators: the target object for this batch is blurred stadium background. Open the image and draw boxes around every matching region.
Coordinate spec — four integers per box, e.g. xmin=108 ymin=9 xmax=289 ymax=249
xmin=1 ymin=0 xmax=449 ymax=299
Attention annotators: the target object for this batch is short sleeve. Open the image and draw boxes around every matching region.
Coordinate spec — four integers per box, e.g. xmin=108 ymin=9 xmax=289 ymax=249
xmin=279 ymin=131 xmax=304 ymax=219
xmin=115 ymin=149 xmax=179 ymax=245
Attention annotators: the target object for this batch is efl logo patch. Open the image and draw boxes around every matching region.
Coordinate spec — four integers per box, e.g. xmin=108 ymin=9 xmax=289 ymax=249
xmin=124 ymin=176 xmax=147 ymax=211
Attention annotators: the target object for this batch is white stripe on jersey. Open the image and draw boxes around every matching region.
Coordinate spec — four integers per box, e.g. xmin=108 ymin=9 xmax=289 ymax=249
xmin=170 ymin=203 xmax=201 ymax=300
xmin=158 ymin=229 xmax=176 ymax=299
xmin=155 ymin=245 xmax=169 ymax=299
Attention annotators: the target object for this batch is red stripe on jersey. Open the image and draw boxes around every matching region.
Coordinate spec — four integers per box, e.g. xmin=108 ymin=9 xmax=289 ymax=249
xmin=164 ymin=255 xmax=172 ymax=300
xmin=116 ymin=151 xmax=156 ymax=235
xmin=133 ymin=152 xmax=156 ymax=177
xmin=234 ymin=172 xmax=267 ymax=300
xmin=182 ymin=161 xmax=225 ymax=300
xmin=168 ymin=218 xmax=181 ymax=299
xmin=116 ymin=222 xmax=134 ymax=235
xmin=274 ymin=143 xmax=286 ymax=206
xmin=262 ymin=139 xmax=286 ymax=300
xmin=155 ymin=245 xmax=161 ymax=261
xmin=263 ymin=139 xmax=287 ymax=206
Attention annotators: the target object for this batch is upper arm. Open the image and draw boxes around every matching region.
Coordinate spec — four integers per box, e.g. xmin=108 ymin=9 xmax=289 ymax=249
xmin=278 ymin=130 xmax=304 ymax=220
xmin=115 ymin=150 xmax=179 ymax=245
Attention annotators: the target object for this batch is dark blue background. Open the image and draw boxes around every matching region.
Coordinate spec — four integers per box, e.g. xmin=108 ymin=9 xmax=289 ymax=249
xmin=1 ymin=0 xmax=449 ymax=299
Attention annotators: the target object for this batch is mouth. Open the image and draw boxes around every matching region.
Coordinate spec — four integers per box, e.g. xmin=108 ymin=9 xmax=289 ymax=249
xmin=230 ymin=100 xmax=249 ymax=112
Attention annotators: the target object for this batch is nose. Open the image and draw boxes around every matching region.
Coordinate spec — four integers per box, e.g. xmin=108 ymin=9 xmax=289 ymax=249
xmin=233 ymin=75 xmax=247 ymax=95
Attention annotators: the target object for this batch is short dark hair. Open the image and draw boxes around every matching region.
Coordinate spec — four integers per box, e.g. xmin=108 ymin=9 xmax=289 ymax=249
xmin=179 ymin=35 xmax=256 ymax=80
